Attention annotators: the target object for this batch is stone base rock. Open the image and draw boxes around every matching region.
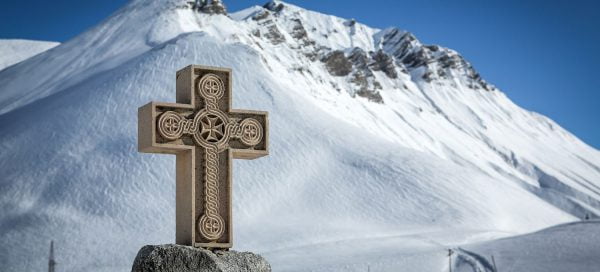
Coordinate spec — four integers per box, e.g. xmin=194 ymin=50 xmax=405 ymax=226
xmin=131 ymin=244 xmax=271 ymax=272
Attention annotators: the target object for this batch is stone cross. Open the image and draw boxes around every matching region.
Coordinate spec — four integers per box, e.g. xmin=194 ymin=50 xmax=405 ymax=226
xmin=138 ymin=65 xmax=269 ymax=248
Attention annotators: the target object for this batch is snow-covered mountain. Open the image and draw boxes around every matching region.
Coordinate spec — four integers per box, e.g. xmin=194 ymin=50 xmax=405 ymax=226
xmin=0 ymin=0 xmax=598 ymax=271
xmin=0 ymin=39 xmax=59 ymax=71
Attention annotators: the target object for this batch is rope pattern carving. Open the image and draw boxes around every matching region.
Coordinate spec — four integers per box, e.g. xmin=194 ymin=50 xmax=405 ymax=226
xmin=205 ymin=96 xmax=218 ymax=111
xmin=227 ymin=118 xmax=243 ymax=137
xmin=198 ymin=143 xmax=224 ymax=240
xmin=182 ymin=119 xmax=198 ymax=134
xmin=227 ymin=118 xmax=263 ymax=146
xmin=197 ymin=74 xmax=226 ymax=241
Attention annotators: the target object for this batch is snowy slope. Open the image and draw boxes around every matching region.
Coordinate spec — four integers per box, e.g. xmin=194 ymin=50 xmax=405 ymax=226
xmin=0 ymin=39 xmax=59 ymax=71
xmin=455 ymin=220 xmax=600 ymax=272
xmin=0 ymin=0 xmax=599 ymax=271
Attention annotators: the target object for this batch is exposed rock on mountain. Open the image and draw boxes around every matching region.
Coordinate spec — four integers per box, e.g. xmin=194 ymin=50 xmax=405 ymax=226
xmin=369 ymin=50 xmax=397 ymax=79
xmin=193 ymin=0 xmax=228 ymax=15
xmin=264 ymin=1 xmax=285 ymax=13
xmin=322 ymin=50 xmax=353 ymax=77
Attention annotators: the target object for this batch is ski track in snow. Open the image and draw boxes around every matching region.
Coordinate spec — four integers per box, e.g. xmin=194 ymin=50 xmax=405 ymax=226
xmin=454 ymin=221 xmax=600 ymax=272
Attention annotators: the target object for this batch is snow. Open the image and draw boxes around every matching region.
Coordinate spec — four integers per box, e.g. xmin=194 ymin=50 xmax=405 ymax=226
xmin=0 ymin=39 xmax=59 ymax=71
xmin=455 ymin=220 xmax=600 ymax=272
xmin=0 ymin=0 xmax=598 ymax=271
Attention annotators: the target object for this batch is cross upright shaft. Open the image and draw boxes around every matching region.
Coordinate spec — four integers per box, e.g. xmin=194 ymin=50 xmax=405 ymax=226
xmin=138 ymin=65 xmax=269 ymax=248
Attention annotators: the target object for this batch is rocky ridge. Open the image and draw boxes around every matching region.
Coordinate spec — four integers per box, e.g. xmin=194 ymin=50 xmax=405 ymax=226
xmin=234 ymin=1 xmax=496 ymax=104
xmin=190 ymin=0 xmax=227 ymax=15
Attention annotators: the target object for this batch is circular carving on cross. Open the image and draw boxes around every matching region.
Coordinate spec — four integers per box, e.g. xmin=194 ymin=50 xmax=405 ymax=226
xmin=192 ymin=110 xmax=231 ymax=149
xmin=200 ymin=114 xmax=225 ymax=143
xmin=157 ymin=111 xmax=184 ymax=140
xmin=240 ymin=118 xmax=263 ymax=146
xmin=198 ymin=74 xmax=224 ymax=99
xmin=198 ymin=214 xmax=225 ymax=241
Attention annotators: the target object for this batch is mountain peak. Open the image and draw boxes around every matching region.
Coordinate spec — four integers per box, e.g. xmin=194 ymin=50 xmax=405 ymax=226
xmin=263 ymin=0 xmax=285 ymax=13
xmin=193 ymin=0 xmax=227 ymax=15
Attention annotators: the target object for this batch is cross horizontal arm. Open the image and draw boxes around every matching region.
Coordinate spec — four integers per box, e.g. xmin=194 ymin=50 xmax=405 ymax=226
xmin=138 ymin=102 xmax=195 ymax=154
xmin=227 ymin=109 xmax=269 ymax=160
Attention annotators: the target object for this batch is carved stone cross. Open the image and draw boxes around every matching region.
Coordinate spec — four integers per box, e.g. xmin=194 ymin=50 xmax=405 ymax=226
xmin=138 ymin=65 xmax=269 ymax=248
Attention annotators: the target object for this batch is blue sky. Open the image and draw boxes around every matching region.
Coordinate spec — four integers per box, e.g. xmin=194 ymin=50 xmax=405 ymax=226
xmin=1 ymin=0 xmax=598 ymax=149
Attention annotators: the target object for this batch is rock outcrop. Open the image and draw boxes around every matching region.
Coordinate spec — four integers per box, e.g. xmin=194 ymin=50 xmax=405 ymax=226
xmin=193 ymin=0 xmax=227 ymax=15
xmin=322 ymin=50 xmax=353 ymax=77
xmin=131 ymin=244 xmax=271 ymax=272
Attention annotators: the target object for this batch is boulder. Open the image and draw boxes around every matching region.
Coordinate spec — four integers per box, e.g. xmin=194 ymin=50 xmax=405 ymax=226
xmin=132 ymin=244 xmax=271 ymax=272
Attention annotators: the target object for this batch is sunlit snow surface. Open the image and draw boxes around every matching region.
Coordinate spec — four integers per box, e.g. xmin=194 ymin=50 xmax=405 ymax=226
xmin=0 ymin=1 xmax=599 ymax=271
xmin=0 ymin=39 xmax=58 ymax=71
xmin=266 ymin=221 xmax=600 ymax=272
xmin=455 ymin=221 xmax=600 ymax=272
